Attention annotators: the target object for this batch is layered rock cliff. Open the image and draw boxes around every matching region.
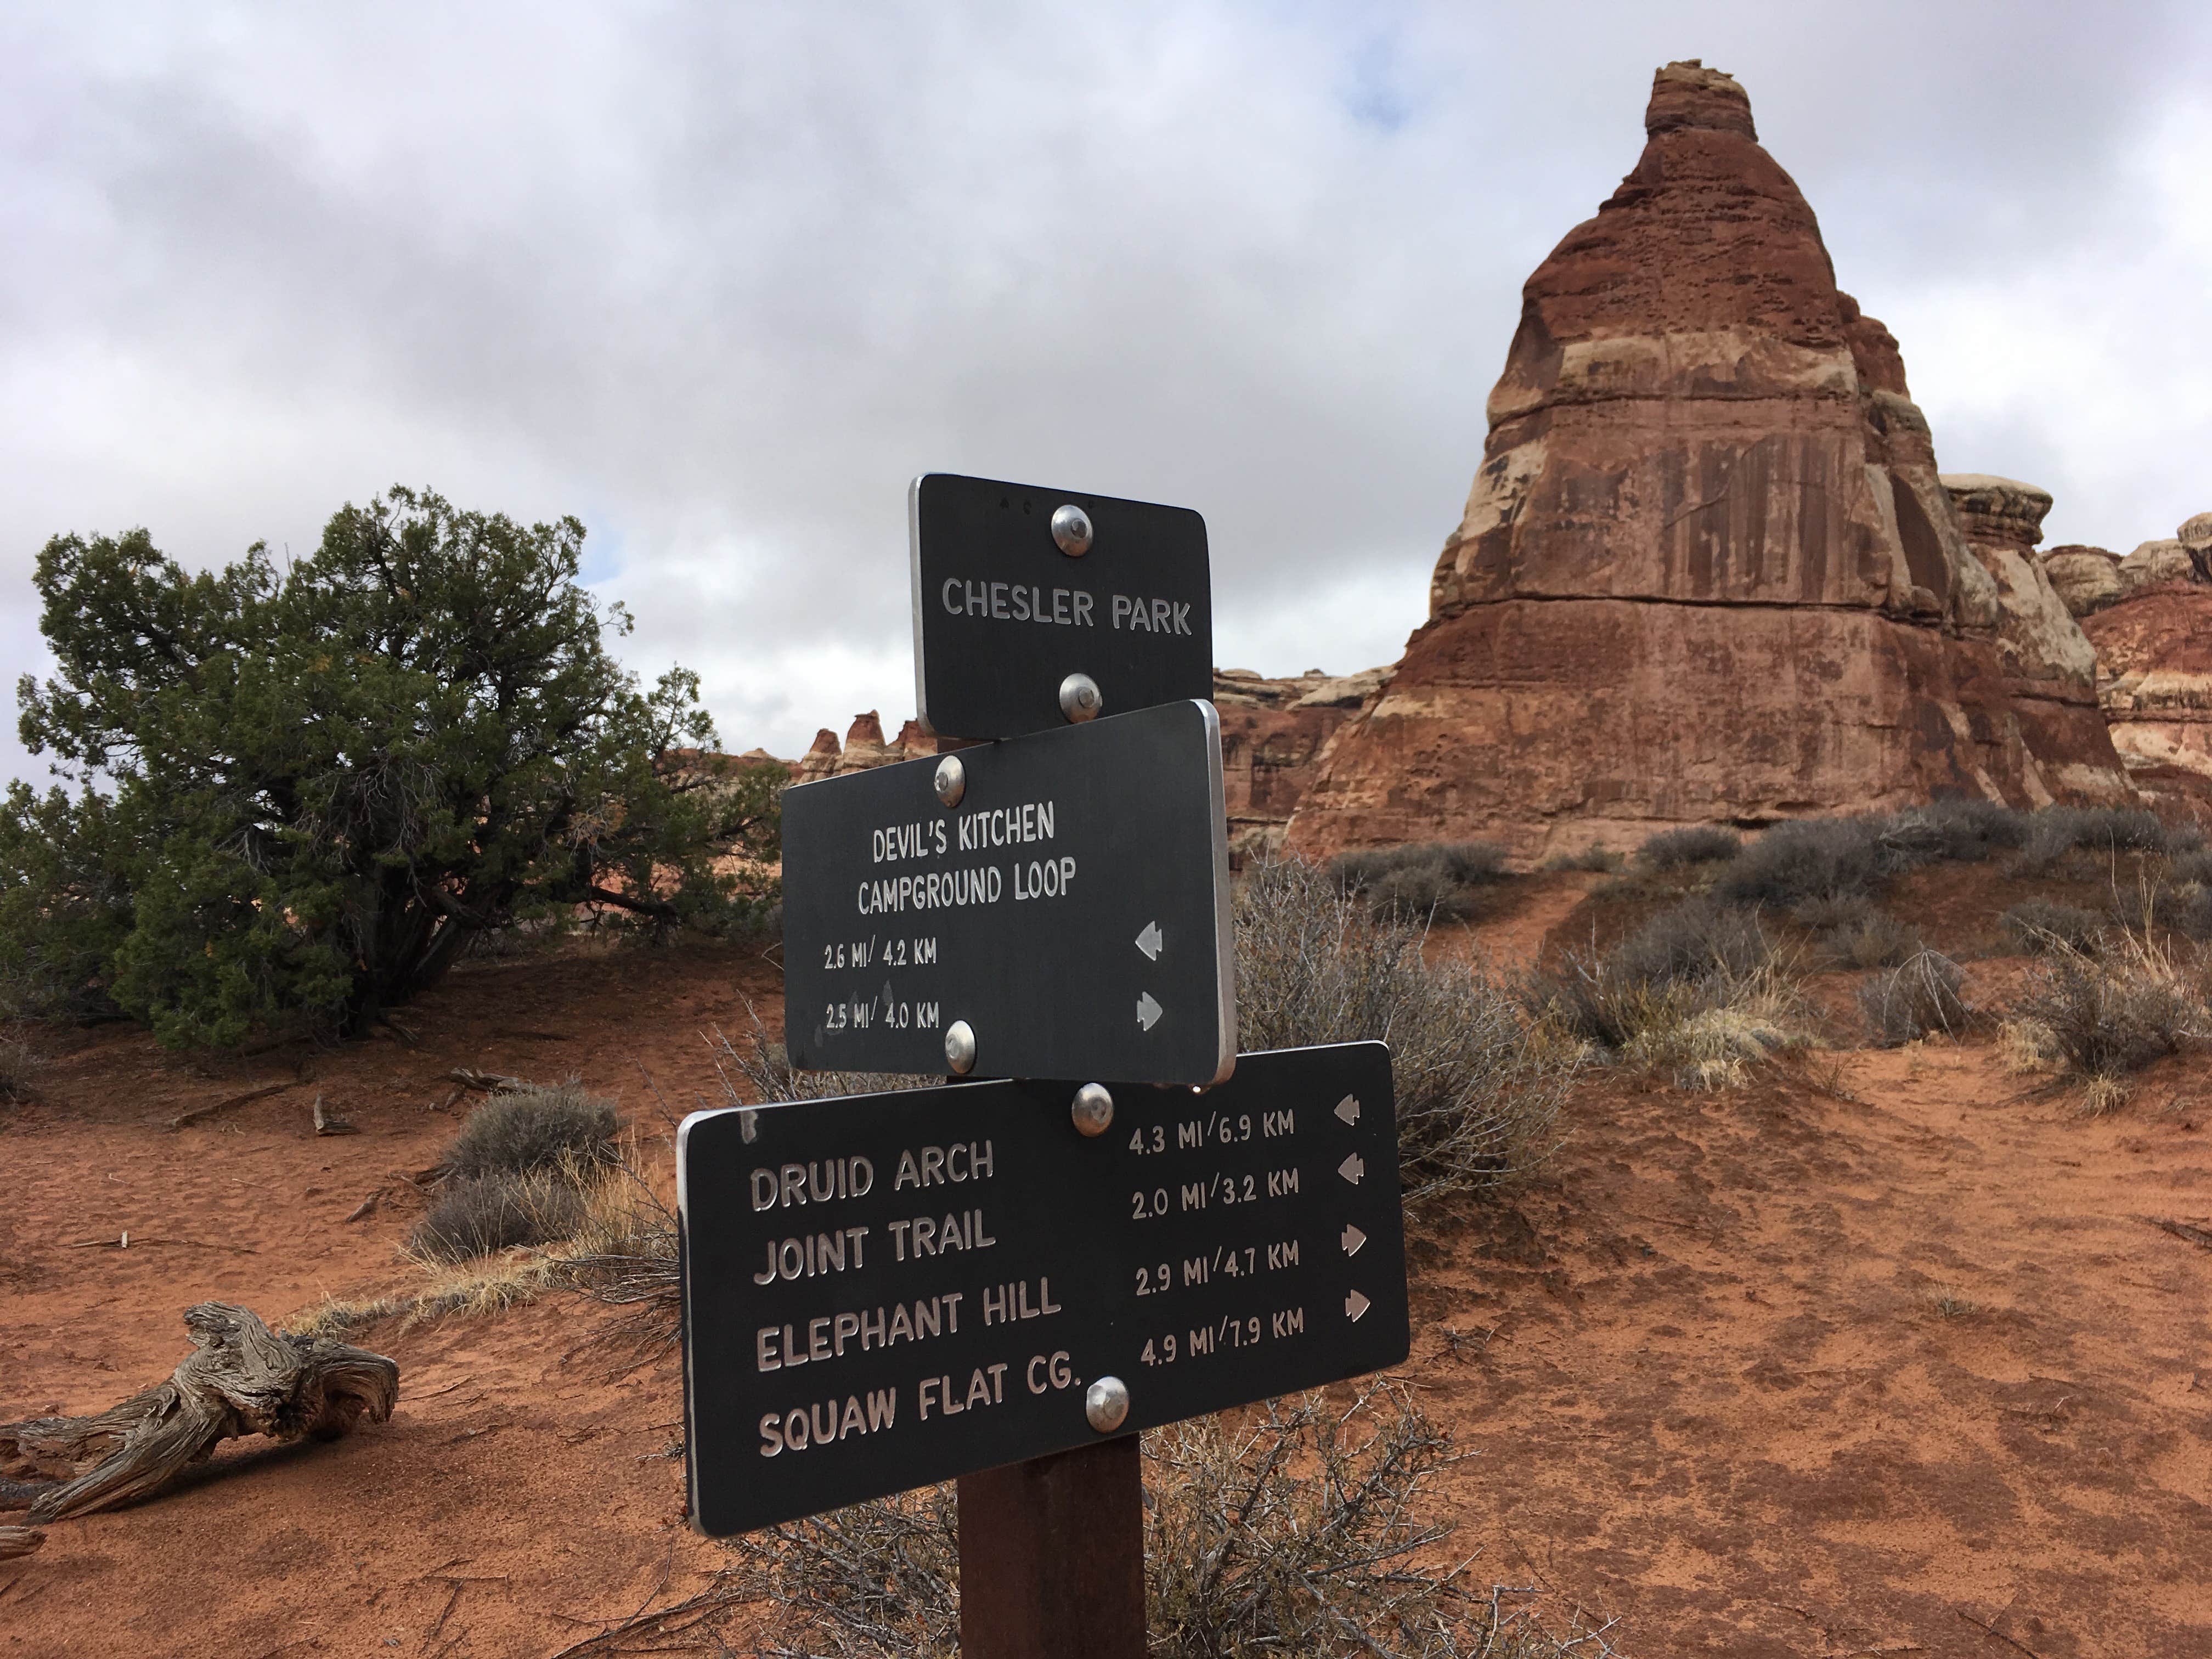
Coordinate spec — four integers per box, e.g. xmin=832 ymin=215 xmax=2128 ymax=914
xmin=2050 ymin=511 xmax=2212 ymax=815
xmin=1284 ymin=60 xmax=2132 ymax=864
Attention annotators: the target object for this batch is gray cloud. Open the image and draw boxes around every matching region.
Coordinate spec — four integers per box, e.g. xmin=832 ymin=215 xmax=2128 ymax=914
xmin=4 ymin=1 xmax=2208 ymax=779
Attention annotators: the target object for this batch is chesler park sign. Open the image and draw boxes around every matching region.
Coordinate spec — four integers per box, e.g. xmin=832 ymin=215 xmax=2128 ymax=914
xmin=677 ymin=1042 xmax=1408 ymax=1537
xmin=909 ymin=472 xmax=1213 ymax=741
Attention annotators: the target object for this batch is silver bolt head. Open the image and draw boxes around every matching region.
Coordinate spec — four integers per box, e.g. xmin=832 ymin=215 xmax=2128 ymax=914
xmin=1070 ymin=1083 xmax=1114 ymax=1137
xmin=1059 ymin=672 xmax=1103 ymax=724
xmin=1085 ymin=1374 xmax=1130 ymax=1433
xmin=1051 ymin=503 xmax=1093 ymax=557
xmin=933 ymin=754 xmax=967 ymax=808
xmin=944 ymin=1019 xmax=977 ymax=1075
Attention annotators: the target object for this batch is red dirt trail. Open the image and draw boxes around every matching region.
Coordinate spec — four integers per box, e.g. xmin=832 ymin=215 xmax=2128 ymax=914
xmin=4 ymin=927 xmax=2209 ymax=1657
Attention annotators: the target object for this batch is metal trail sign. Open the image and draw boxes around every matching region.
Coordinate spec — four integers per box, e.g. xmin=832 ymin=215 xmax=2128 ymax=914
xmin=678 ymin=1042 xmax=1408 ymax=1538
xmin=910 ymin=473 xmax=1213 ymax=741
xmin=780 ymin=698 xmax=1235 ymax=1087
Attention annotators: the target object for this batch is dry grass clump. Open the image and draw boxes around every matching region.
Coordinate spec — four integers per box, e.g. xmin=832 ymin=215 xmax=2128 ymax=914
xmin=1999 ymin=898 xmax=2106 ymax=956
xmin=1331 ymin=842 xmax=1511 ymax=924
xmin=710 ymin=1011 xmax=939 ymax=1105
xmin=695 ymin=1387 xmax=1610 ymax=1659
xmin=2017 ymin=805 xmax=2184 ymax=872
xmin=0 ymin=1034 xmax=44 ymax=1103
xmin=1634 ymin=825 xmax=1741 ymax=869
xmin=1858 ymin=950 xmax=1969 ymax=1045
xmin=1237 ymin=860 xmax=1572 ymax=1207
xmin=409 ymin=1170 xmax=592 ymax=1263
xmin=1522 ymin=899 xmax=1805 ymax=1088
xmin=444 ymin=1077 xmax=619 ymax=1181
xmin=1820 ymin=906 xmax=1920 ymax=969
xmin=2008 ymin=932 xmax=2203 ymax=1097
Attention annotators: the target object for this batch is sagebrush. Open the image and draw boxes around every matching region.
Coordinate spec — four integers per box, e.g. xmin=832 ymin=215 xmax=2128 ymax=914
xmin=1236 ymin=860 xmax=1571 ymax=1206
xmin=445 ymin=1079 xmax=620 ymax=1181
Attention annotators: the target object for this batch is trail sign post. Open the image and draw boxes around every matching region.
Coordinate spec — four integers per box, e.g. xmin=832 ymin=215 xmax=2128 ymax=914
xmin=910 ymin=472 xmax=1212 ymax=740
xmin=678 ymin=1043 xmax=1407 ymax=1536
xmin=681 ymin=472 xmax=1410 ymax=1659
xmin=780 ymin=698 xmax=1235 ymax=1087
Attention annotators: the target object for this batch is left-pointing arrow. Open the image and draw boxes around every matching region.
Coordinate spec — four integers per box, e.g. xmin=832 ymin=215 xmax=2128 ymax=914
xmin=1136 ymin=921 xmax=1163 ymax=961
xmin=1337 ymin=1152 xmax=1364 ymax=1185
xmin=1137 ymin=992 xmax=1163 ymax=1031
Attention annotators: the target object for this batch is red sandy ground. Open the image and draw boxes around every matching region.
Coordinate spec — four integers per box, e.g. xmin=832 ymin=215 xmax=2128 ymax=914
xmin=3 ymin=886 xmax=2209 ymax=1657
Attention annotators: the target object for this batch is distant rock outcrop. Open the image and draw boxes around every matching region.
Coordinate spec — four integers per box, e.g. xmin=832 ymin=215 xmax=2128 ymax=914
xmin=2075 ymin=511 xmax=2212 ymax=813
xmin=1213 ymin=668 xmax=1385 ymax=858
xmin=1938 ymin=475 xmax=2101 ymax=692
xmin=1283 ymin=60 xmax=2132 ymax=864
xmin=2042 ymin=545 xmax=2124 ymax=618
xmin=788 ymin=713 xmax=934 ymax=783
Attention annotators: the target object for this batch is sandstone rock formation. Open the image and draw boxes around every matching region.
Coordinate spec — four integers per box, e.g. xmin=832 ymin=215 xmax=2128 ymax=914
xmin=2042 ymin=545 xmax=2123 ymax=618
xmin=2120 ymin=538 xmax=2197 ymax=597
xmin=1938 ymin=475 xmax=2100 ymax=691
xmin=1212 ymin=668 xmax=1385 ymax=858
xmin=2082 ymin=587 xmax=2212 ymax=811
xmin=2065 ymin=510 xmax=2212 ymax=813
xmin=788 ymin=713 xmax=935 ymax=782
xmin=1283 ymin=60 xmax=2132 ymax=864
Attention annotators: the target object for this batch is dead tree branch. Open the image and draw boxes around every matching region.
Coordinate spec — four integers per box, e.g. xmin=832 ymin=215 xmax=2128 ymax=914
xmin=0 ymin=1304 xmax=398 ymax=1523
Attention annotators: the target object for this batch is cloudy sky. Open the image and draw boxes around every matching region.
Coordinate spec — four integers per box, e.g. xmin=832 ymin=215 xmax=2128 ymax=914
xmin=5 ymin=2 xmax=2208 ymax=782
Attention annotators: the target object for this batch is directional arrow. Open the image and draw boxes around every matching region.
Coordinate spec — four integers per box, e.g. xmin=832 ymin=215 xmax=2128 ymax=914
xmin=1345 ymin=1289 xmax=1370 ymax=1322
xmin=1135 ymin=921 xmax=1163 ymax=961
xmin=1337 ymin=1152 xmax=1364 ymax=1186
xmin=1137 ymin=992 xmax=1163 ymax=1031
xmin=1334 ymin=1094 xmax=1360 ymax=1126
xmin=1340 ymin=1223 xmax=1367 ymax=1257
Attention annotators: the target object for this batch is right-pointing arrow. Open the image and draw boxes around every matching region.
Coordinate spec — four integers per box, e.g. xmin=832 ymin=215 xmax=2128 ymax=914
xmin=1340 ymin=1223 xmax=1367 ymax=1257
xmin=1135 ymin=921 xmax=1163 ymax=961
xmin=1137 ymin=992 xmax=1163 ymax=1031
xmin=1337 ymin=1152 xmax=1364 ymax=1186
xmin=1345 ymin=1289 xmax=1370 ymax=1322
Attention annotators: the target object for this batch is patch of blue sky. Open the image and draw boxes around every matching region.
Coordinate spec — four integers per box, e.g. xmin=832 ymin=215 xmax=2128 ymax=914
xmin=1341 ymin=29 xmax=1415 ymax=133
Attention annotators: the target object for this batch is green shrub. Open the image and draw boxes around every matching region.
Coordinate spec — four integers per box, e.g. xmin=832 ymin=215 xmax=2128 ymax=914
xmin=6 ymin=488 xmax=783 ymax=1047
xmin=410 ymin=1171 xmax=591 ymax=1262
xmin=1237 ymin=860 xmax=1569 ymax=1206
xmin=1635 ymin=826 xmax=1741 ymax=868
xmin=1858 ymin=951 xmax=1968 ymax=1045
xmin=445 ymin=1079 xmax=619 ymax=1182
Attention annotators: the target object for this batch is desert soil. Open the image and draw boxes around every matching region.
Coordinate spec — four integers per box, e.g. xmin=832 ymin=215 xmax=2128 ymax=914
xmin=3 ymin=887 xmax=2209 ymax=1657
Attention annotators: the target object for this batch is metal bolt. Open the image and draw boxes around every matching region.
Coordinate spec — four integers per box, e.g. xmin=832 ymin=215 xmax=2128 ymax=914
xmin=1058 ymin=672 xmax=1102 ymax=724
xmin=944 ymin=1020 xmax=977 ymax=1075
xmin=1050 ymin=503 xmax=1093 ymax=557
xmin=1070 ymin=1083 xmax=1114 ymax=1137
xmin=1085 ymin=1375 xmax=1130 ymax=1433
xmin=933 ymin=754 xmax=966 ymax=808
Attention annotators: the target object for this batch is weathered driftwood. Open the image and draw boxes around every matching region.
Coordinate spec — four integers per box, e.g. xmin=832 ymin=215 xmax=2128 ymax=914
xmin=0 ymin=1523 xmax=43 ymax=1559
xmin=0 ymin=1303 xmax=398 ymax=1523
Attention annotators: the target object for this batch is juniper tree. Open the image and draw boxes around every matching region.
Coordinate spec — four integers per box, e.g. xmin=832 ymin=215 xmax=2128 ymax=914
xmin=5 ymin=486 xmax=781 ymax=1045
